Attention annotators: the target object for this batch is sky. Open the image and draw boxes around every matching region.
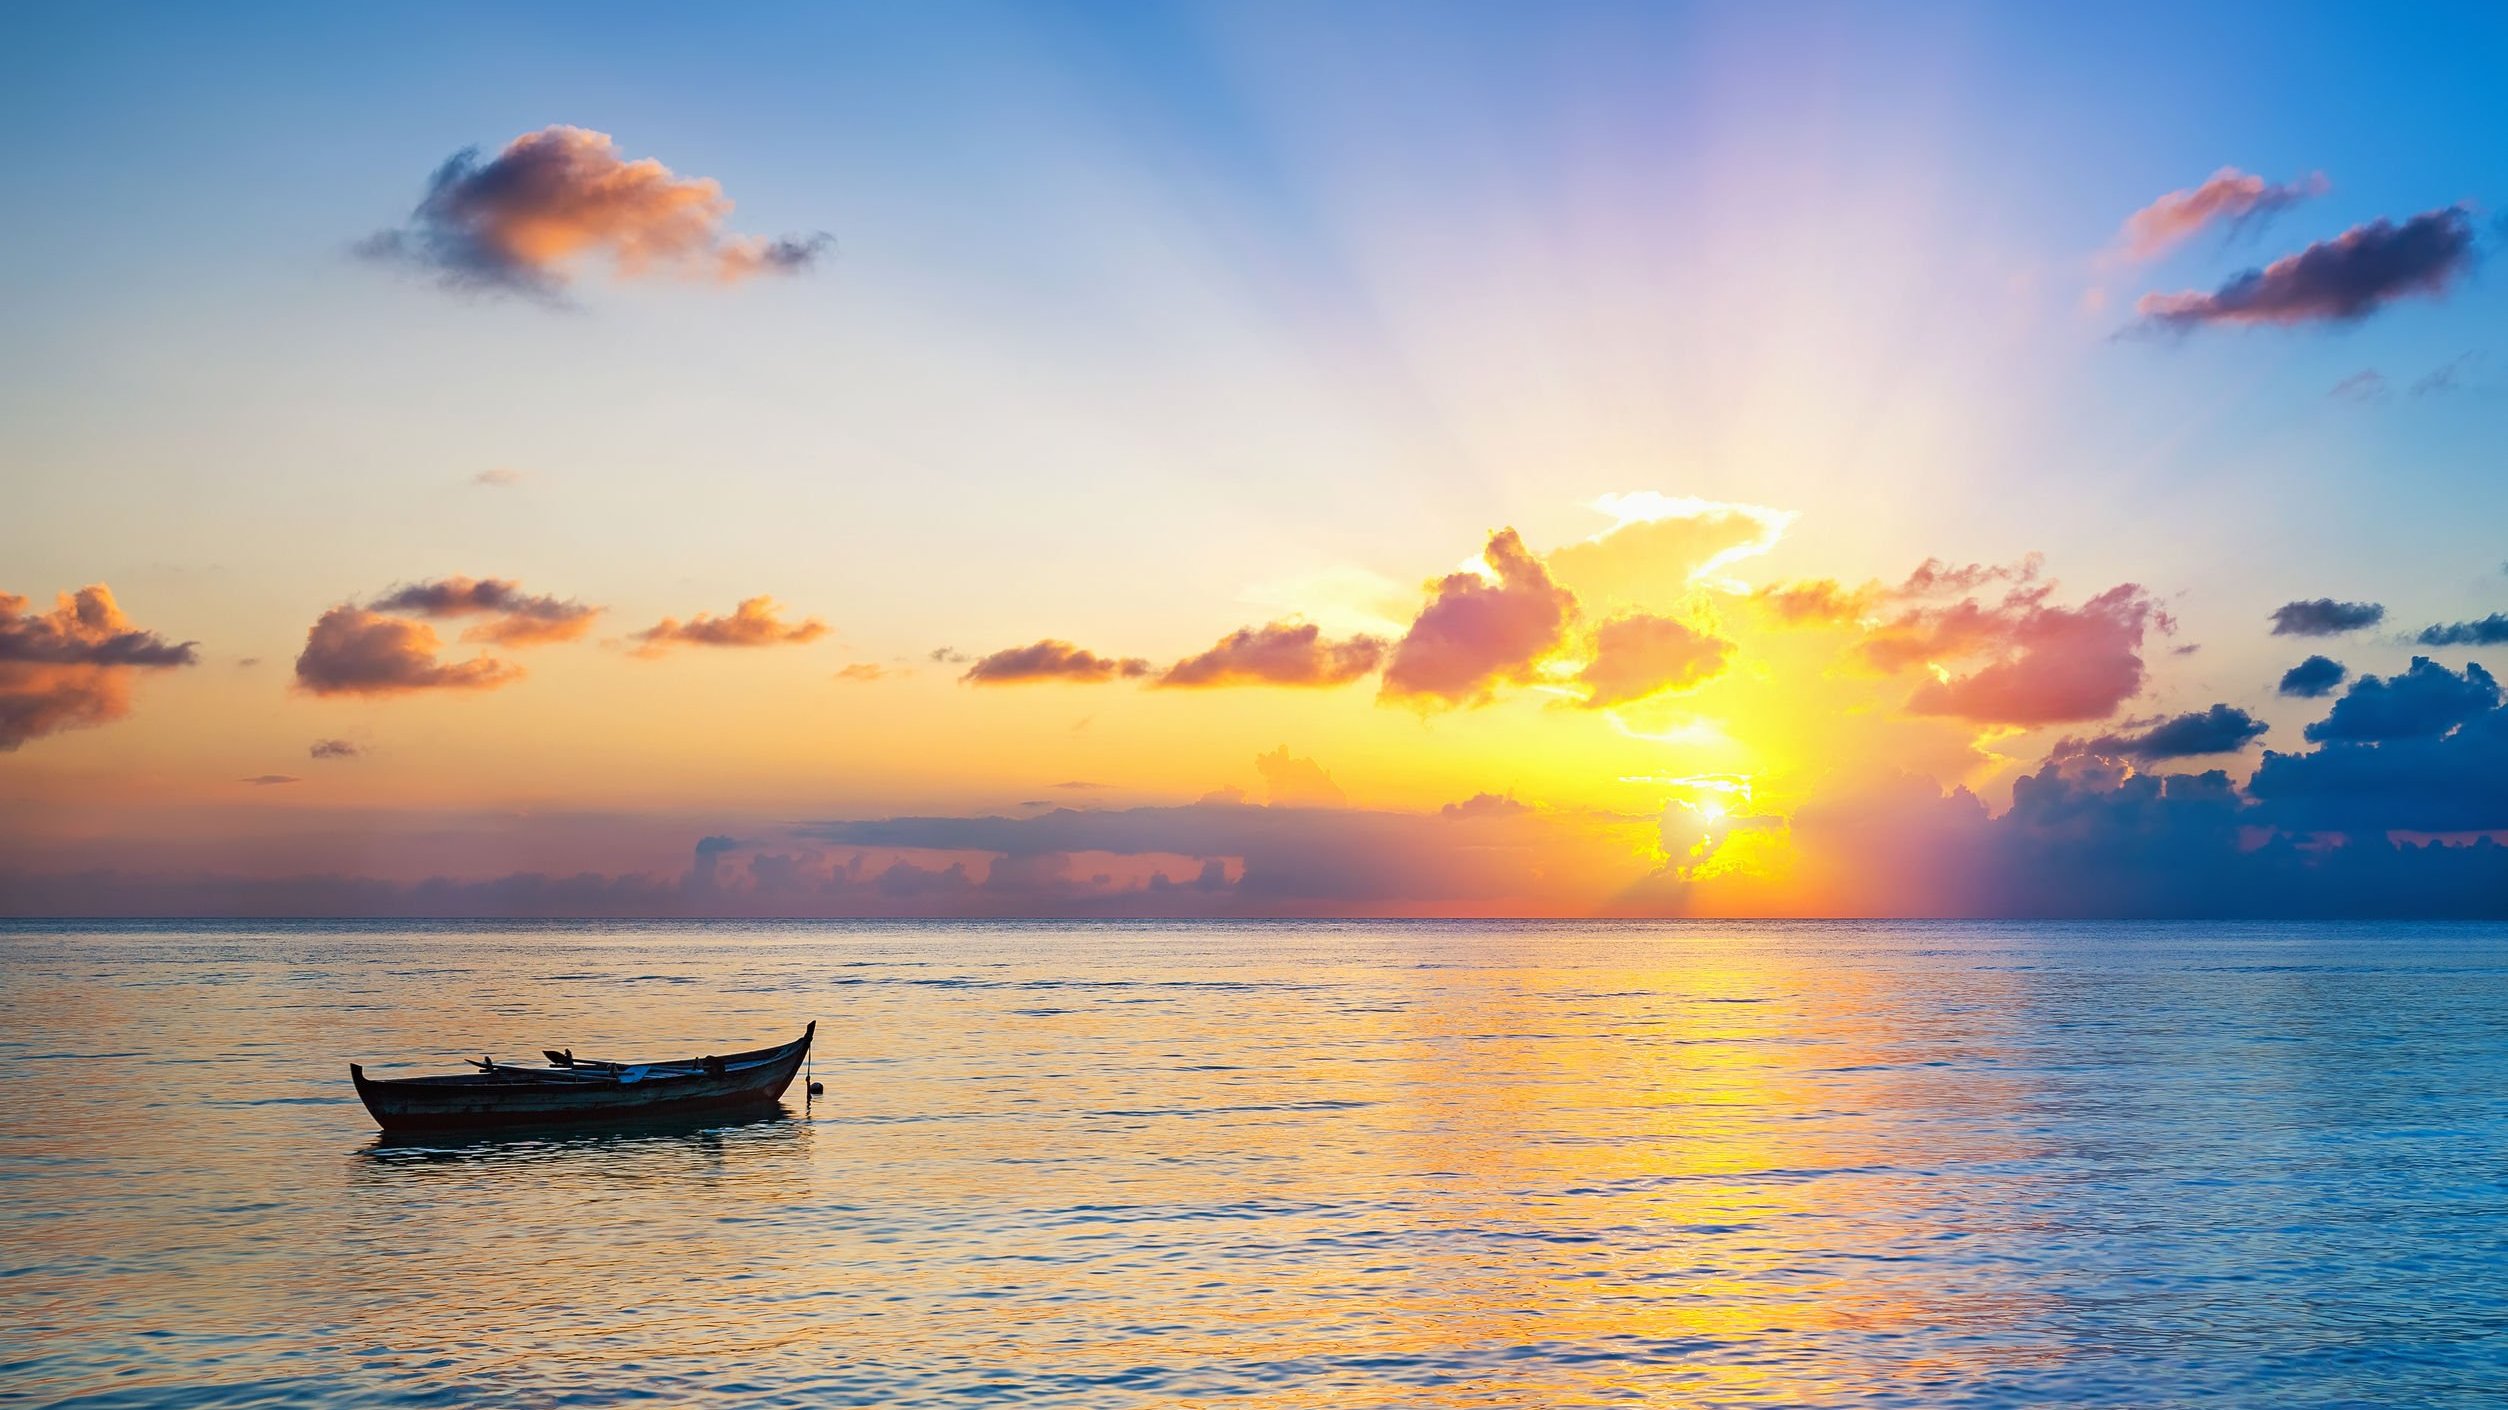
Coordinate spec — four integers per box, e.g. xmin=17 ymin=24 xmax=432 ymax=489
xmin=4 ymin=1 xmax=2506 ymax=917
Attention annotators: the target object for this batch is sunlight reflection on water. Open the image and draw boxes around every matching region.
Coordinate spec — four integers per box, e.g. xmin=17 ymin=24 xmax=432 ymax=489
xmin=3 ymin=919 xmax=2506 ymax=1407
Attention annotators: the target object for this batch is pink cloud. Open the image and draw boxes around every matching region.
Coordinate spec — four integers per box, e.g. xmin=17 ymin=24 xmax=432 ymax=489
xmin=1156 ymin=622 xmax=1386 ymax=689
xmin=2112 ymin=167 xmax=2326 ymax=262
xmin=1380 ymin=529 xmax=1576 ymax=708
xmin=962 ymin=640 xmax=1151 ymax=685
xmin=1892 ymin=582 xmax=2165 ymax=726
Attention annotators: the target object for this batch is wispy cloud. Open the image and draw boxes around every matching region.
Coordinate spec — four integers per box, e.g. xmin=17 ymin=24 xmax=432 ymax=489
xmin=2110 ymin=167 xmax=2327 ymax=262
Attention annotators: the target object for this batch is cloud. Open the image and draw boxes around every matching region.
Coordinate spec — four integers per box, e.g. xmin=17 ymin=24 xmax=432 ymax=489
xmin=2111 ymin=167 xmax=2328 ymax=262
xmin=2252 ymin=689 xmax=2508 ymax=835
xmin=2136 ymin=207 xmax=2479 ymax=329
xmin=2064 ymin=703 xmax=2268 ymax=760
xmin=1155 ymin=622 xmax=1386 ymax=689
xmin=2417 ymin=614 xmax=2508 ymax=647
xmin=472 ymin=467 xmax=525 ymax=488
xmin=361 ymin=126 xmax=827 ymax=296
xmin=1663 ymin=754 xmax=2508 ymax=919
xmin=630 ymin=597 xmax=827 ymax=657
xmin=0 ymin=585 xmax=197 ymax=750
xmin=293 ymin=606 xmax=522 ymax=697
xmin=834 ymin=662 xmax=895 ymax=683
xmin=2278 ymin=655 xmax=2348 ymax=698
xmin=1544 ymin=494 xmax=1794 ymax=608
xmin=961 ymin=640 xmax=1150 ymax=685
xmin=2412 ymin=351 xmax=2480 ymax=396
xmin=2302 ymin=657 xmax=2499 ymax=743
xmin=1575 ymin=613 xmax=1735 ymax=708
xmin=309 ymin=738 xmax=360 ymax=759
xmin=1380 ymin=529 xmax=1577 ymax=708
xmin=1441 ymin=792 xmax=1528 ymax=819
xmin=372 ymin=576 xmax=600 ymax=645
xmin=1751 ymin=579 xmax=1876 ymax=625
xmin=1877 ymin=579 xmax=2164 ymax=727
xmin=2270 ymin=598 xmax=2385 ymax=636
xmin=1254 ymin=747 xmax=1346 ymax=807
xmin=2329 ymin=369 xmax=2390 ymax=403
xmin=240 ymin=775 xmax=300 ymax=787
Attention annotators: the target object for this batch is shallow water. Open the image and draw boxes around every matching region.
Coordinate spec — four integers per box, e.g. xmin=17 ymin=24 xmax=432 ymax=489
xmin=3 ymin=919 xmax=2507 ymax=1407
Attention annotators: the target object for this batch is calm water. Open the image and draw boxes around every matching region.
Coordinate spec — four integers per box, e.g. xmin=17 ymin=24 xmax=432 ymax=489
xmin=4 ymin=920 xmax=2508 ymax=1408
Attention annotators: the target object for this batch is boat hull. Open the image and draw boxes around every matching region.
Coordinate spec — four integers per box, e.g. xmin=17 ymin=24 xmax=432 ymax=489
xmin=351 ymin=1024 xmax=812 ymax=1133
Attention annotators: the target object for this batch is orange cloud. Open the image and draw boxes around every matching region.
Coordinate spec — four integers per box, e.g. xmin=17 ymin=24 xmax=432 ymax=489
xmin=361 ymin=125 xmax=828 ymax=295
xmin=962 ymin=640 xmax=1151 ymax=685
xmin=371 ymin=576 xmax=600 ymax=645
xmin=2111 ymin=167 xmax=2326 ymax=262
xmin=293 ymin=606 xmax=522 ymax=697
xmin=1751 ymin=579 xmax=1875 ymax=625
xmin=1380 ymin=529 xmax=1576 ymax=708
xmin=1254 ymin=746 xmax=1346 ymax=807
xmin=1576 ymin=614 xmax=1734 ymax=708
xmin=1155 ymin=622 xmax=1386 ymax=689
xmin=1545 ymin=493 xmax=1792 ymax=609
xmin=630 ymin=597 xmax=827 ymax=658
xmin=0 ymin=585 xmax=197 ymax=750
xmin=835 ymin=662 xmax=896 ymax=683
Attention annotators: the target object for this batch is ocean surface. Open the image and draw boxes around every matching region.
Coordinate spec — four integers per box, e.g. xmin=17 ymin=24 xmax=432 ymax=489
xmin=4 ymin=920 xmax=2507 ymax=1408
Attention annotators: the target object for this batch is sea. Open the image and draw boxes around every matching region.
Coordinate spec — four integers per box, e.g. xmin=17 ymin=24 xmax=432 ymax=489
xmin=2 ymin=919 xmax=2505 ymax=1408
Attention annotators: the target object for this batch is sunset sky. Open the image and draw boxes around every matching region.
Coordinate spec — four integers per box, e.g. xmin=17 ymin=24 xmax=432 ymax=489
xmin=5 ymin=2 xmax=2506 ymax=916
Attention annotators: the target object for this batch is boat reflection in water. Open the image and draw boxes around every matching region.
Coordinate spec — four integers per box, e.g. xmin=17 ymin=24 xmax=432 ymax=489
xmin=361 ymin=1103 xmax=807 ymax=1167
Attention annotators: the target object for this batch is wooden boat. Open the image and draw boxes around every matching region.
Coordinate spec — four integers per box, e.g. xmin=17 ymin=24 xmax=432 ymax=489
xmin=350 ymin=1023 xmax=814 ymax=1133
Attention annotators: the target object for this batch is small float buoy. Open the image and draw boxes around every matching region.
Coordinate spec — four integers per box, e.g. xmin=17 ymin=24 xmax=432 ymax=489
xmin=807 ymin=1081 xmax=825 ymax=1096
